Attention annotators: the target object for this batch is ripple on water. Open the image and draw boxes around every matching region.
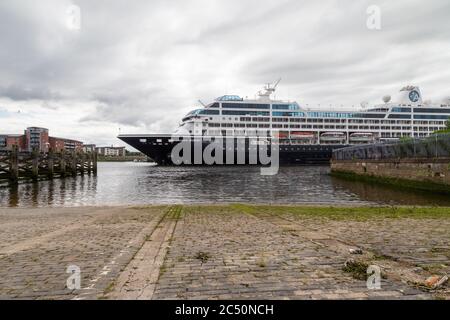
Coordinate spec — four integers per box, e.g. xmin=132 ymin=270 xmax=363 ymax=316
xmin=1 ymin=162 xmax=450 ymax=207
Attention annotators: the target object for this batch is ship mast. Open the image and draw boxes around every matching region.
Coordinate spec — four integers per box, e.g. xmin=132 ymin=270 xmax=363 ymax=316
xmin=257 ymin=78 xmax=281 ymax=101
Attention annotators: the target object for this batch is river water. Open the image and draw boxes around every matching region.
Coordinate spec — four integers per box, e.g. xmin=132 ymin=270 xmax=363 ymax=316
xmin=1 ymin=162 xmax=450 ymax=207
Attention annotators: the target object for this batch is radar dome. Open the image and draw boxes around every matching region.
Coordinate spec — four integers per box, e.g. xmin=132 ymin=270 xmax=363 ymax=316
xmin=382 ymin=95 xmax=391 ymax=103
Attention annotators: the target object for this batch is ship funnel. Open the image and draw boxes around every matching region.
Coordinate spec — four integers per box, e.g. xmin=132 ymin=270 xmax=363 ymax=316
xmin=398 ymin=85 xmax=423 ymax=104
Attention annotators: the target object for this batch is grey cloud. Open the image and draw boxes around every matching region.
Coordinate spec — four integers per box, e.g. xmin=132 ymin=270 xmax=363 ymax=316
xmin=0 ymin=0 xmax=449 ymax=145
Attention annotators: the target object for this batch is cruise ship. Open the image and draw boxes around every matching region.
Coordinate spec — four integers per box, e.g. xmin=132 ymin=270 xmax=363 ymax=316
xmin=118 ymin=82 xmax=450 ymax=165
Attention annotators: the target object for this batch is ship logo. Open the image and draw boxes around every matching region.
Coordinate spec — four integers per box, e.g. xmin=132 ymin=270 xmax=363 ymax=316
xmin=409 ymin=90 xmax=420 ymax=103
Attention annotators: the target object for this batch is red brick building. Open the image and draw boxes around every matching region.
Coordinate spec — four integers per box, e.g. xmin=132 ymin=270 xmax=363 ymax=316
xmin=1 ymin=127 xmax=84 ymax=152
xmin=25 ymin=127 xmax=49 ymax=152
xmin=49 ymin=137 xmax=83 ymax=152
xmin=0 ymin=134 xmax=26 ymax=151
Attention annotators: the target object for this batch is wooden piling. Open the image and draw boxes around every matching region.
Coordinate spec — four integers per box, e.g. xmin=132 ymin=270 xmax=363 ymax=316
xmin=48 ymin=149 xmax=54 ymax=178
xmin=93 ymin=151 xmax=98 ymax=175
xmin=9 ymin=145 xmax=19 ymax=183
xmin=1 ymin=148 xmax=94 ymax=182
xmin=79 ymin=152 xmax=85 ymax=175
xmin=87 ymin=153 xmax=92 ymax=174
xmin=71 ymin=151 xmax=77 ymax=176
xmin=31 ymin=148 xmax=39 ymax=181
xmin=60 ymin=152 xmax=66 ymax=177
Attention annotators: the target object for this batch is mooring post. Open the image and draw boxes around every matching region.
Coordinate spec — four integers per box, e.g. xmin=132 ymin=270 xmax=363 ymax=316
xmin=31 ymin=148 xmax=39 ymax=181
xmin=79 ymin=152 xmax=85 ymax=175
xmin=93 ymin=151 xmax=98 ymax=175
xmin=87 ymin=152 xmax=92 ymax=174
xmin=48 ymin=148 xmax=54 ymax=178
xmin=9 ymin=145 xmax=19 ymax=183
xmin=60 ymin=151 xmax=66 ymax=177
xmin=71 ymin=151 xmax=77 ymax=176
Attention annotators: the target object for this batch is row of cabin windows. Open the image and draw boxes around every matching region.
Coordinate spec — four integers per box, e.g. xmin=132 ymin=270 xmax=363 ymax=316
xmin=208 ymin=104 xmax=450 ymax=114
xmin=207 ymin=113 xmax=449 ymax=123
xmin=205 ymin=118 xmax=443 ymax=127
xmin=207 ymin=123 xmax=443 ymax=130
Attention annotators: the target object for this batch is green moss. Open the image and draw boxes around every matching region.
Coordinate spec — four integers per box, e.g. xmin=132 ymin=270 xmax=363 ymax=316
xmin=194 ymin=251 xmax=210 ymax=263
xmin=342 ymin=260 xmax=369 ymax=280
xmin=231 ymin=204 xmax=450 ymax=220
xmin=331 ymin=170 xmax=450 ymax=196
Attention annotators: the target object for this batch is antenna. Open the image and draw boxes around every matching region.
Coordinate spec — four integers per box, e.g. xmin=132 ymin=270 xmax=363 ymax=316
xmin=273 ymin=78 xmax=281 ymax=90
xmin=258 ymin=78 xmax=282 ymax=100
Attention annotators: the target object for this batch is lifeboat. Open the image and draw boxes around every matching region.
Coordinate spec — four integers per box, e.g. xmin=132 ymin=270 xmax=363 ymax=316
xmin=272 ymin=131 xmax=289 ymax=139
xmin=290 ymin=131 xmax=314 ymax=139
xmin=349 ymin=132 xmax=375 ymax=144
xmin=320 ymin=132 xmax=346 ymax=143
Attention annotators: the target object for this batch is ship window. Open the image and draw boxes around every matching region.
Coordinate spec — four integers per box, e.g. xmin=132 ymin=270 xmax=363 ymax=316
xmin=414 ymin=108 xmax=450 ymax=113
xmin=388 ymin=114 xmax=411 ymax=119
xmin=198 ymin=109 xmax=219 ymax=115
xmin=272 ymin=104 xmax=300 ymax=110
xmin=414 ymin=115 xmax=450 ymax=120
xmin=217 ymin=95 xmax=243 ymax=101
xmin=391 ymin=107 xmax=411 ymax=112
xmin=222 ymin=110 xmax=270 ymax=116
xmin=222 ymin=103 xmax=270 ymax=109
xmin=139 ymin=139 xmax=147 ymax=143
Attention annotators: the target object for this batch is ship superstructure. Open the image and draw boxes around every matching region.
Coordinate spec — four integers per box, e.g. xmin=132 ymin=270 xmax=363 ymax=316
xmin=119 ymin=83 xmax=450 ymax=165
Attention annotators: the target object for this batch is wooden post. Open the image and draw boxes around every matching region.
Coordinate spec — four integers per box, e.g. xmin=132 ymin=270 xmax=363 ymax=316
xmin=71 ymin=151 xmax=77 ymax=176
xmin=87 ymin=152 xmax=92 ymax=174
xmin=93 ymin=151 xmax=98 ymax=175
xmin=79 ymin=152 xmax=85 ymax=175
xmin=31 ymin=148 xmax=39 ymax=181
xmin=9 ymin=145 xmax=19 ymax=183
xmin=48 ymin=148 xmax=54 ymax=178
xmin=60 ymin=151 xmax=66 ymax=177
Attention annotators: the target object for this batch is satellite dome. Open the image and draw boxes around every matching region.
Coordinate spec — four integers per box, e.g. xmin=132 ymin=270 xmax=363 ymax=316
xmin=382 ymin=95 xmax=391 ymax=103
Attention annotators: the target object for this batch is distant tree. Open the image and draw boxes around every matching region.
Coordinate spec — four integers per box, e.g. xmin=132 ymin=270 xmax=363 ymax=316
xmin=399 ymin=136 xmax=413 ymax=142
xmin=433 ymin=119 xmax=450 ymax=134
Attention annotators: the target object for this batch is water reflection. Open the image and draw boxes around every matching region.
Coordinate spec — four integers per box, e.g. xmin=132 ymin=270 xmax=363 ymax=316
xmin=1 ymin=162 xmax=449 ymax=207
xmin=331 ymin=177 xmax=450 ymax=206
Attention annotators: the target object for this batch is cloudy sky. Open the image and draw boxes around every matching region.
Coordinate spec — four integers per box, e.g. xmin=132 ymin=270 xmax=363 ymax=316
xmin=0 ymin=0 xmax=449 ymax=147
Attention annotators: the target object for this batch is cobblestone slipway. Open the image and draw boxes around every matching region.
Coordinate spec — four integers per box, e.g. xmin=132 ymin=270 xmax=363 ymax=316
xmin=0 ymin=205 xmax=448 ymax=300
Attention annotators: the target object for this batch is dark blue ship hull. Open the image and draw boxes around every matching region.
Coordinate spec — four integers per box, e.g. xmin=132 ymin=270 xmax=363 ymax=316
xmin=118 ymin=135 xmax=347 ymax=165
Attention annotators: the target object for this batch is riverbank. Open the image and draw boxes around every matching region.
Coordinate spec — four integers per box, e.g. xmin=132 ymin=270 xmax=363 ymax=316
xmin=0 ymin=204 xmax=448 ymax=300
xmin=331 ymin=158 xmax=450 ymax=195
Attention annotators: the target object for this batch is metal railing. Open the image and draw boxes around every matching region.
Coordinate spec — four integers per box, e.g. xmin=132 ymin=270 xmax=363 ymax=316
xmin=333 ymin=133 xmax=450 ymax=160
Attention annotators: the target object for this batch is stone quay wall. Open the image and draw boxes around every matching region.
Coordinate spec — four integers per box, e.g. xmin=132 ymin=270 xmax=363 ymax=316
xmin=331 ymin=158 xmax=450 ymax=191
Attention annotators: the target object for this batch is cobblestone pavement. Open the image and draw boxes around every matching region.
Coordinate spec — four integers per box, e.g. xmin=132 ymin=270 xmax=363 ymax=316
xmin=0 ymin=205 xmax=448 ymax=300
xmin=0 ymin=206 xmax=166 ymax=299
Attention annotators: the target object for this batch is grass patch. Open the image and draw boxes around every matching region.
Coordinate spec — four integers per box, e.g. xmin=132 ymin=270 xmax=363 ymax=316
xmin=231 ymin=204 xmax=450 ymax=221
xmin=194 ymin=251 xmax=210 ymax=263
xmin=331 ymin=170 xmax=450 ymax=195
xmin=257 ymin=258 xmax=267 ymax=268
xmin=103 ymin=281 xmax=116 ymax=295
xmin=342 ymin=260 xmax=370 ymax=280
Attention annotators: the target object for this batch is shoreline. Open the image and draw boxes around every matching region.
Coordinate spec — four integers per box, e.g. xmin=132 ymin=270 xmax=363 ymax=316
xmin=2 ymin=202 xmax=450 ymax=210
